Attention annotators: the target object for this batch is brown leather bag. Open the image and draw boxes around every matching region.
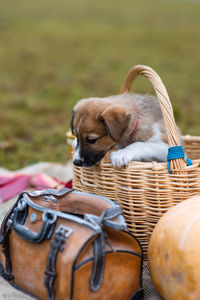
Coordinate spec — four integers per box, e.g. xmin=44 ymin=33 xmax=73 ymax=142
xmin=0 ymin=188 xmax=143 ymax=300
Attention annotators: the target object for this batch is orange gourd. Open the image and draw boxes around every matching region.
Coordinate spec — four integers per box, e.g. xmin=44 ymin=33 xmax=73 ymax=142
xmin=148 ymin=196 xmax=200 ymax=300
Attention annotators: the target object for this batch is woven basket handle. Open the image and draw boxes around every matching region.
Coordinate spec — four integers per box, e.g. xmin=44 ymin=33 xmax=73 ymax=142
xmin=120 ymin=64 xmax=186 ymax=171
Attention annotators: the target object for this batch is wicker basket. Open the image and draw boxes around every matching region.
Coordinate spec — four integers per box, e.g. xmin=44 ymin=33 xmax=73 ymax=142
xmin=72 ymin=65 xmax=200 ymax=257
xmin=66 ymin=130 xmax=74 ymax=160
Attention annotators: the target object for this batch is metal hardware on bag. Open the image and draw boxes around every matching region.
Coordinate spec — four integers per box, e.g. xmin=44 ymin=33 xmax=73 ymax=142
xmin=56 ymin=224 xmax=72 ymax=239
xmin=6 ymin=215 xmax=14 ymax=228
xmin=30 ymin=213 xmax=37 ymax=223
xmin=42 ymin=211 xmax=57 ymax=224
xmin=85 ymin=206 xmax=125 ymax=231
xmin=18 ymin=198 xmax=27 ymax=211
xmin=42 ymin=195 xmax=57 ymax=203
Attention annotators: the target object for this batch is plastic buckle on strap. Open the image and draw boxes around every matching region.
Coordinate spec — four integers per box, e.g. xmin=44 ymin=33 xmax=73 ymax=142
xmin=167 ymin=145 xmax=192 ymax=174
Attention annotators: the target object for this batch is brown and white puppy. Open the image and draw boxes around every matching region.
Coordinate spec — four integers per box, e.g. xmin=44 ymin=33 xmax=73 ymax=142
xmin=70 ymin=93 xmax=169 ymax=168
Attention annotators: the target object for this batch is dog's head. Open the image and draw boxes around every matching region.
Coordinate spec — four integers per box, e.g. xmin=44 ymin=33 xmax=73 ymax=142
xmin=71 ymin=97 xmax=131 ymax=167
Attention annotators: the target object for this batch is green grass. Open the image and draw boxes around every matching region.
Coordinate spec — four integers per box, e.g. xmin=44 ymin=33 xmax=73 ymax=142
xmin=0 ymin=0 xmax=200 ymax=169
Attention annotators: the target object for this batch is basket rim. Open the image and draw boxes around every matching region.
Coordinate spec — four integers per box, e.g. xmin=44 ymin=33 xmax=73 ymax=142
xmin=97 ymin=150 xmax=200 ymax=172
xmin=182 ymin=135 xmax=200 ymax=142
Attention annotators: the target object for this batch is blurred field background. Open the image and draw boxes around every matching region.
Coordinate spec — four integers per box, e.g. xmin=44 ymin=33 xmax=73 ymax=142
xmin=0 ymin=0 xmax=200 ymax=170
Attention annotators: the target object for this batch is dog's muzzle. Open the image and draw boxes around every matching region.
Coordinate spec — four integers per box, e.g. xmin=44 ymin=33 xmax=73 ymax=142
xmin=73 ymin=151 xmax=106 ymax=167
xmin=73 ymin=159 xmax=83 ymax=167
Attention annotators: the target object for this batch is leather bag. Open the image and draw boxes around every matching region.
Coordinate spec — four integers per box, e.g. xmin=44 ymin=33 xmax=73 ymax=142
xmin=0 ymin=188 xmax=143 ymax=300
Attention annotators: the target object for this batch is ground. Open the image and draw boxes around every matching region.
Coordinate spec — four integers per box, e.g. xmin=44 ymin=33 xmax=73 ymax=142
xmin=0 ymin=0 xmax=200 ymax=170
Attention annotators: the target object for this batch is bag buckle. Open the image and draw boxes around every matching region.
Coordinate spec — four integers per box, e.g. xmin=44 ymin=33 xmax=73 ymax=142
xmin=56 ymin=224 xmax=72 ymax=238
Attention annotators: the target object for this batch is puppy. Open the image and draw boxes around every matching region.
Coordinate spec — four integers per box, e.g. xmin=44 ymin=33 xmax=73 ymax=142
xmin=70 ymin=92 xmax=170 ymax=168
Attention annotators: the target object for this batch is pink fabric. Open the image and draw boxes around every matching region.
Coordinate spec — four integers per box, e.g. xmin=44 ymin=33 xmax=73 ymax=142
xmin=30 ymin=173 xmax=59 ymax=189
xmin=0 ymin=174 xmax=31 ymax=203
xmin=0 ymin=173 xmax=72 ymax=203
xmin=0 ymin=174 xmax=22 ymax=186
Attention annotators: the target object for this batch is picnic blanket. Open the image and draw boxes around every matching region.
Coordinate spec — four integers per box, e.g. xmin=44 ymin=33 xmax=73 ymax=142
xmin=0 ymin=162 xmax=161 ymax=300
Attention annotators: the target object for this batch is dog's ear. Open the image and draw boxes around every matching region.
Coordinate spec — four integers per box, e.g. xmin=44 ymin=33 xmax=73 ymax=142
xmin=70 ymin=110 xmax=75 ymax=135
xmin=99 ymin=106 xmax=131 ymax=142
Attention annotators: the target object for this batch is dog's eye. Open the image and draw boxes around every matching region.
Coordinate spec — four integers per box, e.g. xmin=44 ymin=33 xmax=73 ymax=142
xmin=86 ymin=137 xmax=97 ymax=144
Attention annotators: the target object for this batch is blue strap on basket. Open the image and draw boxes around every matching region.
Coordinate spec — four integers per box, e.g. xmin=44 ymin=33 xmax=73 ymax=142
xmin=167 ymin=145 xmax=192 ymax=174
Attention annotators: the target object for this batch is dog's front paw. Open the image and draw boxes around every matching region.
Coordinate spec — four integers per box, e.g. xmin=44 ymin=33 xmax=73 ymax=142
xmin=110 ymin=150 xmax=133 ymax=168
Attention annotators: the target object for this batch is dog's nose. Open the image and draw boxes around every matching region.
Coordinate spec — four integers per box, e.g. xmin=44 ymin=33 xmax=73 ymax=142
xmin=73 ymin=159 xmax=83 ymax=167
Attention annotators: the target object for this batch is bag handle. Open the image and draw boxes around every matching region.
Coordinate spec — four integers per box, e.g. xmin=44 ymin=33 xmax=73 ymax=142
xmin=12 ymin=197 xmax=57 ymax=243
xmin=120 ymin=65 xmax=187 ymax=172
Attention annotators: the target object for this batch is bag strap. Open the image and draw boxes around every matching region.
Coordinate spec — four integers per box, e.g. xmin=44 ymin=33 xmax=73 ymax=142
xmin=90 ymin=233 xmax=105 ymax=291
xmin=44 ymin=225 xmax=72 ymax=300
xmin=0 ymin=201 xmax=18 ymax=281
xmin=89 ymin=206 xmax=123 ymax=292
